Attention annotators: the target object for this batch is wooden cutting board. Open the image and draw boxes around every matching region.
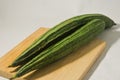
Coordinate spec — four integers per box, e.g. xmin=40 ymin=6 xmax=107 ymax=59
xmin=0 ymin=27 xmax=106 ymax=80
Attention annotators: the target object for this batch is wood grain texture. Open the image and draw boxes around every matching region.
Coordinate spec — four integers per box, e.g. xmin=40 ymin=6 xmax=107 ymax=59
xmin=0 ymin=27 xmax=106 ymax=80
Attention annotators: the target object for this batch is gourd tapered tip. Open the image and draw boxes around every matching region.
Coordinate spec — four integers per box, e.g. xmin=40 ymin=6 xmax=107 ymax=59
xmin=8 ymin=65 xmax=13 ymax=67
xmin=8 ymin=61 xmax=19 ymax=67
xmin=114 ymin=23 xmax=117 ymax=25
xmin=8 ymin=64 xmax=16 ymax=67
xmin=10 ymin=75 xmax=17 ymax=80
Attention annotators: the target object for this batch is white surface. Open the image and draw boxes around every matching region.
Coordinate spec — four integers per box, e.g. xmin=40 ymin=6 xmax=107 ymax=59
xmin=0 ymin=0 xmax=120 ymax=80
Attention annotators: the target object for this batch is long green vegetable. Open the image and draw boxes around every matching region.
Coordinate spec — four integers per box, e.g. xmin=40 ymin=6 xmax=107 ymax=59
xmin=10 ymin=14 xmax=115 ymax=67
xmin=14 ymin=19 xmax=106 ymax=78
xmin=9 ymin=14 xmax=116 ymax=79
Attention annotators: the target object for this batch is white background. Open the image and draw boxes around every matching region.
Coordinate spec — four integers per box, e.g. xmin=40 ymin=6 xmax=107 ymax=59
xmin=0 ymin=0 xmax=120 ymax=80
